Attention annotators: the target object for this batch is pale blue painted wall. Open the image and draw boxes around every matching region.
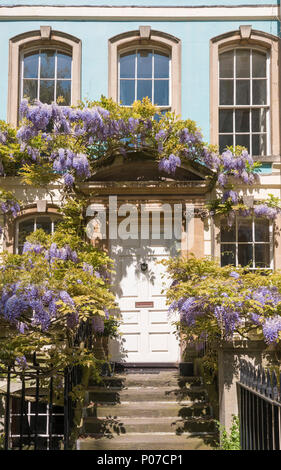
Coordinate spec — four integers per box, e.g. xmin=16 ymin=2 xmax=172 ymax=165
xmin=1 ymin=1 xmax=279 ymax=6
xmin=0 ymin=5 xmax=279 ymax=142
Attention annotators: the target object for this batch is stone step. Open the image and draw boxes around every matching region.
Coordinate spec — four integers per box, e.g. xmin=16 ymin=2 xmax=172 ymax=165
xmin=88 ymin=373 xmax=202 ymax=389
xmin=85 ymin=386 xmax=207 ymax=404
xmin=83 ymin=413 xmax=214 ymax=434
xmin=84 ymin=401 xmax=210 ymax=418
xmin=77 ymin=433 xmax=215 ymax=450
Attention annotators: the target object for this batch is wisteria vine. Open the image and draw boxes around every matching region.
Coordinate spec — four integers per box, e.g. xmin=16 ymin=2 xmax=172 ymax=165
xmin=0 ymin=98 xmax=280 ymax=225
xmin=165 ymin=257 xmax=281 ymax=346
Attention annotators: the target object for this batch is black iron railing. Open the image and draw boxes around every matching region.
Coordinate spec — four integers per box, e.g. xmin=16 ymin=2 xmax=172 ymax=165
xmin=237 ymin=361 xmax=281 ymax=450
xmin=0 ymin=355 xmax=73 ymax=450
xmin=0 ymin=319 xmax=95 ymax=450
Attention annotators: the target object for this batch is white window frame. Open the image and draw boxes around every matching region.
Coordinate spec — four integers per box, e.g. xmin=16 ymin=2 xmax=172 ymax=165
xmin=10 ymin=398 xmax=64 ymax=450
xmin=8 ymin=29 xmax=81 ymax=127
xmin=20 ymin=46 xmax=73 ymax=106
xmin=118 ymin=46 xmax=171 ymax=112
xmin=220 ymin=216 xmax=274 ymax=270
xmin=15 ymin=215 xmax=60 ymax=254
xmin=218 ymin=46 xmax=270 ymax=156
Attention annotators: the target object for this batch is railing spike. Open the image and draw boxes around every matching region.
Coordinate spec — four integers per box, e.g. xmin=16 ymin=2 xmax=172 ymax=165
xmin=253 ymin=367 xmax=257 ymax=390
xmin=272 ymin=371 xmax=278 ymax=401
xmin=248 ymin=364 xmax=253 ymax=387
xmin=257 ymin=366 xmax=262 ymax=393
xmin=261 ymin=368 xmax=266 ymax=395
xmin=244 ymin=361 xmax=247 ymax=384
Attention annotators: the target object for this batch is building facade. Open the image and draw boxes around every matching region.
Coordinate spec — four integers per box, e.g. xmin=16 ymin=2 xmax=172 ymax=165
xmin=0 ymin=1 xmax=280 ymax=378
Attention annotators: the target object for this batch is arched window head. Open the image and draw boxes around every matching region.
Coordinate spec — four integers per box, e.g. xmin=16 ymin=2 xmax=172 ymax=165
xmin=8 ymin=27 xmax=81 ymax=126
xmin=109 ymin=28 xmax=181 ymax=117
xmin=210 ymin=27 xmax=280 ymax=158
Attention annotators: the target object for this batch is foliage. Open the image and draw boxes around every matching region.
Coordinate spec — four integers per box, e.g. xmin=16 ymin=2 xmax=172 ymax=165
xmin=216 ymin=415 xmax=241 ymax=450
xmin=164 ymin=255 xmax=281 ymax=346
xmin=0 ymin=98 xmax=277 ymax=224
xmin=101 ymin=316 xmax=120 ymax=339
xmin=0 ymin=197 xmax=116 ymax=377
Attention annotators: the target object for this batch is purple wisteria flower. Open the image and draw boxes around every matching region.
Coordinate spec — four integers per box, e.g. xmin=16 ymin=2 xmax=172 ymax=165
xmin=64 ymin=173 xmax=74 ymax=187
xmin=159 ymin=154 xmax=181 ymax=174
xmin=262 ymin=316 xmax=281 ymax=344
xmin=15 ymin=356 xmax=28 ymax=370
xmin=59 ymin=290 xmax=75 ymax=307
xmin=23 ymin=241 xmax=44 ymax=255
xmin=253 ymin=204 xmax=279 ymax=220
xmin=222 ymin=190 xmax=239 ymax=204
xmin=82 ymin=262 xmax=94 ymax=275
xmin=230 ymin=271 xmax=240 ymax=279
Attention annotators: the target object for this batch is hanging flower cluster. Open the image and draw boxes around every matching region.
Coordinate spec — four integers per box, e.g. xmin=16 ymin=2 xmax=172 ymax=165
xmin=0 ymin=98 xmax=279 ymax=228
xmin=1 ymin=281 xmax=68 ymax=331
xmin=165 ymin=256 xmax=281 ymax=346
xmin=0 ymin=189 xmax=21 ymax=235
xmin=12 ymin=99 xmax=273 ymax=222
xmin=14 ymin=99 xmax=211 ymax=186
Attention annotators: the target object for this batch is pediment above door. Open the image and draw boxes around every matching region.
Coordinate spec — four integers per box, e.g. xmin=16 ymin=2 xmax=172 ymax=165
xmin=90 ymin=151 xmax=213 ymax=183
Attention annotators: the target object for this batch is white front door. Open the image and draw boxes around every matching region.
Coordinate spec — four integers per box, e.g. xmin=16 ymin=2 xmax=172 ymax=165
xmin=109 ymin=230 xmax=180 ymax=364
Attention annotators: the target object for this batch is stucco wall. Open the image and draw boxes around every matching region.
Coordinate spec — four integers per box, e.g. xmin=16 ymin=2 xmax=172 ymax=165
xmin=0 ymin=5 xmax=279 ymax=141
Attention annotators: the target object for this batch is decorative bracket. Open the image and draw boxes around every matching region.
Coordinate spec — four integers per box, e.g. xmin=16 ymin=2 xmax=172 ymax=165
xmin=239 ymin=25 xmax=252 ymax=41
xmin=139 ymin=26 xmax=151 ymax=40
xmin=40 ymin=26 xmax=52 ymax=40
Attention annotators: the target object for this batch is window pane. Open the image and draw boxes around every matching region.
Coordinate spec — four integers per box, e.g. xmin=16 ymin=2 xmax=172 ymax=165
xmin=221 ymin=221 xmax=235 ymax=242
xmin=252 ymin=108 xmax=267 ymax=132
xmin=154 ymin=52 xmax=169 ymax=78
xmin=137 ymin=50 xmax=152 ymax=78
xmin=252 ymin=134 xmax=266 ymax=156
xmin=236 ymin=134 xmax=250 ymax=151
xmin=137 ymin=80 xmax=152 ymax=101
xmin=220 ymin=80 xmax=233 ymax=105
xmin=255 ymin=244 xmax=270 ymax=268
xmin=36 ymin=217 xmax=52 ymax=234
xmin=238 ymin=219 xmax=252 ymax=242
xmin=154 ymin=80 xmax=169 ymax=106
xmin=236 ymin=80 xmax=250 ymax=105
xmin=238 ymin=244 xmax=253 ymax=267
xmin=236 ymin=49 xmax=250 ymax=78
xmin=255 ymin=219 xmax=269 ymax=242
xmin=221 ymin=244 xmax=236 ymax=266
xmin=57 ymin=53 xmax=72 ymax=79
xmin=219 ymin=109 xmax=233 ymax=133
xmin=23 ymin=53 xmax=39 ymax=79
xmin=252 ymin=51 xmax=266 ymax=78
xmin=219 ymin=134 xmax=233 ymax=153
xmin=235 ymin=109 xmax=249 ymax=133
xmin=219 ymin=51 xmax=234 ymax=78
xmin=39 ymin=80 xmax=55 ymax=104
xmin=252 ymin=80 xmax=267 ymax=105
xmin=40 ymin=50 xmax=55 ymax=78
xmin=154 ymin=109 xmax=168 ymax=122
xmin=23 ymin=80 xmax=38 ymax=103
xmin=30 ymin=416 xmax=47 ymax=434
xmin=57 ymin=80 xmax=71 ymax=105
xmin=120 ymin=52 xmax=135 ymax=79
xmin=120 ymin=80 xmax=135 ymax=105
